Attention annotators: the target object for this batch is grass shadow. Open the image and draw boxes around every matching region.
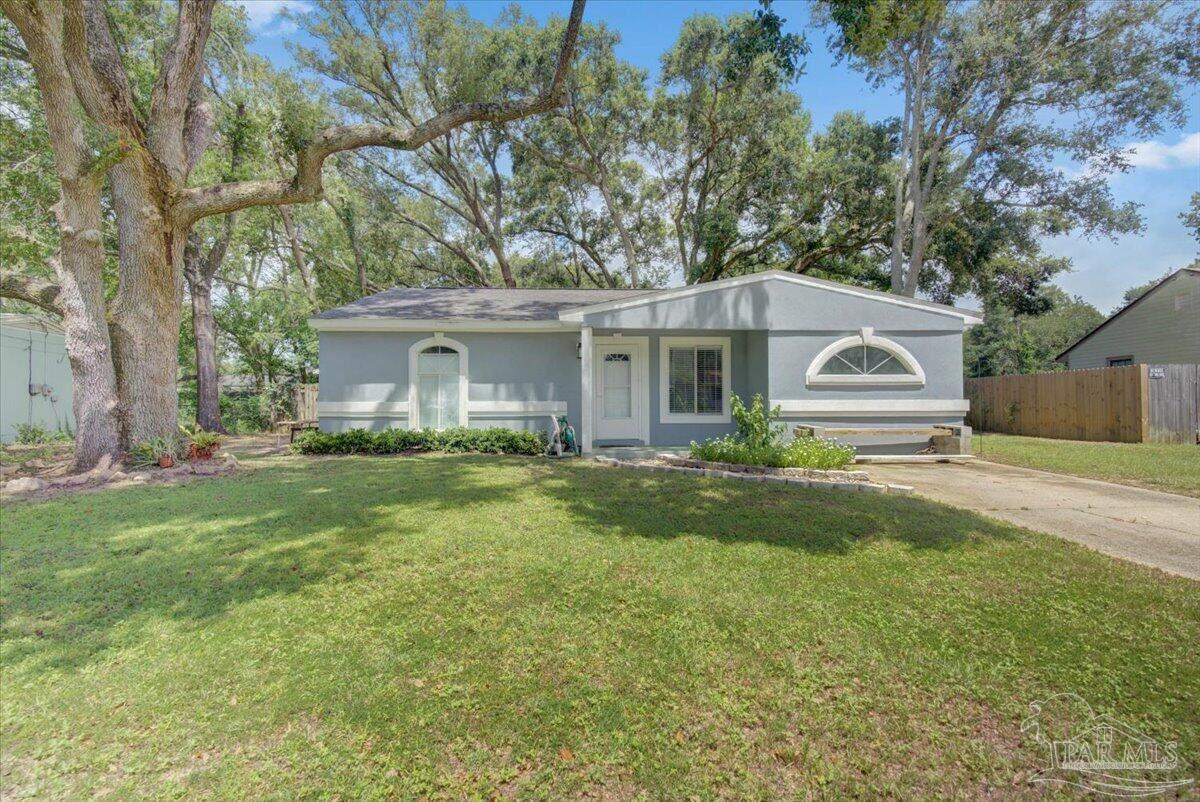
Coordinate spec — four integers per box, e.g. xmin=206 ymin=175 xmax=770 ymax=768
xmin=0 ymin=455 xmax=524 ymax=672
xmin=526 ymin=459 xmax=1020 ymax=555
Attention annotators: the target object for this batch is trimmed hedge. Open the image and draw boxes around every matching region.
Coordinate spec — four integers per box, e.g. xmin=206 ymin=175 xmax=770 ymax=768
xmin=291 ymin=427 xmax=548 ymax=456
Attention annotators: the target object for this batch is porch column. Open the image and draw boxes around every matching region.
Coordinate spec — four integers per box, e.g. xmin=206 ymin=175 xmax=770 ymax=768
xmin=580 ymin=325 xmax=593 ymax=453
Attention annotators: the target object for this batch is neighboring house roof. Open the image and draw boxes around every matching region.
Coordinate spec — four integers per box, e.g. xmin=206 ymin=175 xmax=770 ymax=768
xmin=313 ymin=286 xmax=657 ymax=321
xmin=310 ymin=270 xmax=983 ymax=327
xmin=1056 ymin=265 xmax=1200 ymax=362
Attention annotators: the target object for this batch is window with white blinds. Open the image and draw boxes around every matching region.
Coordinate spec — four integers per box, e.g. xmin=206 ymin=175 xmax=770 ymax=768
xmin=662 ymin=338 xmax=729 ymax=419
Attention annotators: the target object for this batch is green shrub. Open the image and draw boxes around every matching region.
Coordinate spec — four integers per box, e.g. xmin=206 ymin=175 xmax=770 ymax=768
xmin=689 ymin=393 xmax=855 ymax=470
xmin=179 ymin=423 xmax=222 ymax=451
xmin=128 ymin=435 xmax=184 ymax=467
xmin=13 ymin=424 xmax=71 ymax=445
xmin=291 ymin=427 xmax=547 ymax=457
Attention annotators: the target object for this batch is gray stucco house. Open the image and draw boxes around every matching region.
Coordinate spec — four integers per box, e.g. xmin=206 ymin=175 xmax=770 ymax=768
xmin=310 ymin=271 xmax=982 ymax=453
xmin=1057 ymin=266 xmax=1200 ymax=370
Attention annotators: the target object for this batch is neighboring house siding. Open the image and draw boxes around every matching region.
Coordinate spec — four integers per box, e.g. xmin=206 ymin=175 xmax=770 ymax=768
xmin=1063 ymin=270 xmax=1200 ymax=369
xmin=0 ymin=319 xmax=75 ymax=442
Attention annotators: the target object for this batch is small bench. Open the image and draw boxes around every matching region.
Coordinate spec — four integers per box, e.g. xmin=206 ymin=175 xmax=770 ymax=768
xmin=278 ymin=419 xmax=319 ymax=442
xmin=795 ymin=423 xmax=972 ymax=460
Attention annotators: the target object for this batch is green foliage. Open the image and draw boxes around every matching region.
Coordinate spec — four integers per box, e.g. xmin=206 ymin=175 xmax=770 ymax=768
xmin=724 ymin=0 xmax=809 ymax=86
xmin=127 ymin=436 xmax=183 ymax=468
xmin=178 ymin=385 xmax=278 ymax=434
xmin=965 ymin=288 xmax=1105 ymax=377
xmin=730 ymin=393 xmax=784 ymax=450
xmin=1119 ymin=272 xmax=1173 ymax=310
xmin=650 ymin=11 xmax=818 ymax=284
xmin=690 ymin=435 xmax=856 ymax=470
xmin=1183 ymin=194 xmax=1200 ymax=245
xmin=691 ymin=393 xmax=856 ymax=469
xmin=12 ymin=424 xmax=71 ymax=445
xmin=179 ymin=424 xmax=221 ymax=451
xmin=820 ymin=0 xmax=1199 ymax=303
xmin=292 ymin=427 xmax=548 ymax=457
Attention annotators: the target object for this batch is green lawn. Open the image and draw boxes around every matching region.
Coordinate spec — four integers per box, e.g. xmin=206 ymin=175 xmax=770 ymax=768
xmin=973 ymin=432 xmax=1200 ymax=497
xmin=2 ymin=455 xmax=1198 ymax=798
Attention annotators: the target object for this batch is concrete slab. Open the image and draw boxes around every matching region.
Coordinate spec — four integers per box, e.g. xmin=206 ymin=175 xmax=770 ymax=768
xmin=866 ymin=460 xmax=1200 ymax=581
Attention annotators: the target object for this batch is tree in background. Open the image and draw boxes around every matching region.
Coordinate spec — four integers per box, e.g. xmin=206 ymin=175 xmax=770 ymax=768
xmin=965 ymin=287 xmax=1104 ymax=377
xmin=1182 ymin=193 xmax=1200 ymax=245
xmin=647 ymin=7 xmax=816 ymax=284
xmin=821 ymin=0 xmax=1200 ymax=301
xmin=511 ymin=20 xmax=666 ymax=287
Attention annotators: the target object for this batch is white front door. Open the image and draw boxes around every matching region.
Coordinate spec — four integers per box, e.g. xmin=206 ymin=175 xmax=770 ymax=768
xmin=593 ymin=340 xmax=647 ymax=442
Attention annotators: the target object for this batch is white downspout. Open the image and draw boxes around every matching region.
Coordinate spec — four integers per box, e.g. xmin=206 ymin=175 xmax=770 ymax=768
xmin=580 ymin=326 xmax=593 ymax=453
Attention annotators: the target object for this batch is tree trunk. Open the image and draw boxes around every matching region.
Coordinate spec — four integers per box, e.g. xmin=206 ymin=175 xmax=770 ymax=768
xmin=902 ymin=212 xmax=929 ymax=298
xmin=889 ymin=64 xmax=914 ymax=294
xmin=490 ymin=234 xmax=516 ymax=288
xmin=108 ymin=160 xmax=184 ymax=448
xmin=596 ymin=176 xmax=640 ymax=287
xmin=1 ymin=0 xmax=121 ymax=470
xmin=56 ymin=179 xmax=122 ymax=470
xmin=278 ymin=205 xmax=317 ymax=305
xmin=187 ymin=269 xmax=223 ymax=432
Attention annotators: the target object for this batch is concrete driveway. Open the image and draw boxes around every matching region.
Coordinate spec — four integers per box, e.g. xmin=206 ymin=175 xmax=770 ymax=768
xmin=866 ymin=460 xmax=1200 ymax=581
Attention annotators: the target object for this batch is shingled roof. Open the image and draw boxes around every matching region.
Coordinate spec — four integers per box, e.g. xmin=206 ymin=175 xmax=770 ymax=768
xmin=314 ymin=286 xmax=660 ymax=322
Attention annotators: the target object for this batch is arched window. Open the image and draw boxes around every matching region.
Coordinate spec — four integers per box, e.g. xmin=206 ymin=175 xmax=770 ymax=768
xmin=408 ymin=337 xmax=468 ymax=429
xmin=806 ymin=328 xmax=924 ymax=386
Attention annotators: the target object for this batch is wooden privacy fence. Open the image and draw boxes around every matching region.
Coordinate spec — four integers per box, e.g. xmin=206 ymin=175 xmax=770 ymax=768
xmin=965 ymin=364 xmax=1199 ymax=444
xmin=293 ymin=383 xmax=318 ymax=422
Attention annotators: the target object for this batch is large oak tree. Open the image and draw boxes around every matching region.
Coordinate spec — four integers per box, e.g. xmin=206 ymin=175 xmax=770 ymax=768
xmin=0 ymin=0 xmax=584 ymax=469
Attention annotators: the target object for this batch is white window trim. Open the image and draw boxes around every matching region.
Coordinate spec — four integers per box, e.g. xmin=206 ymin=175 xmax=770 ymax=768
xmin=594 ymin=335 xmax=650 ymax=444
xmin=408 ymin=334 xmax=469 ymax=430
xmin=806 ymin=328 xmax=925 ymax=387
xmin=659 ymin=336 xmax=732 ymax=424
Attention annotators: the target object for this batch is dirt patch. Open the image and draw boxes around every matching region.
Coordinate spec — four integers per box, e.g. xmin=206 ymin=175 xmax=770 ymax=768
xmin=0 ymin=440 xmax=75 ymax=481
xmin=0 ymin=451 xmax=240 ymax=503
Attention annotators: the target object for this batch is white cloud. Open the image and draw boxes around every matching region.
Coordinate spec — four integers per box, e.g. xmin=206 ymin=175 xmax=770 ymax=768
xmin=1123 ymin=131 xmax=1200 ymax=170
xmin=230 ymin=0 xmax=307 ymax=33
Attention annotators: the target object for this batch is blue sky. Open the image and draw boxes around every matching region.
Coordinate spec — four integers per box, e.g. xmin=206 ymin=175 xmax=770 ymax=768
xmin=239 ymin=0 xmax=1200 ymax=312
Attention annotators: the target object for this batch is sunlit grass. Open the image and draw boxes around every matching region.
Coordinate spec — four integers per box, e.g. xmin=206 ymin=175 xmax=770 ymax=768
xmin=973 ymin=432 xmax=1200 ymax=497
xmin=2 ymin=453 xmax=1197 ymax=798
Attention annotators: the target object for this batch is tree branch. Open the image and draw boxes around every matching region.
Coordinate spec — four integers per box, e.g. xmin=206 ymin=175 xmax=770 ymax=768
xmin=0 ymin=268 xmax=64 ymax=316
xmin=174 ymin=0 xmax=586 ymax=226
xmin=61 ymin=0 xmax=145 ymax=144
xmin=150 ymin=0 xmax=216 ymax=175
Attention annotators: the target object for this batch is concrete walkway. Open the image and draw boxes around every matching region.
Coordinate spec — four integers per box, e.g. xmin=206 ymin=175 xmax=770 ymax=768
xmin=865 ymin=460 xmax=1200 ymax=581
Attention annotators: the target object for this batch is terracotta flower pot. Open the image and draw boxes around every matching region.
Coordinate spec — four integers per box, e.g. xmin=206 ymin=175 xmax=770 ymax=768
xmin=158 ymin=454 xmax=175 ymax=469
xmin=188 ymin=444 xmax=216 ymax=461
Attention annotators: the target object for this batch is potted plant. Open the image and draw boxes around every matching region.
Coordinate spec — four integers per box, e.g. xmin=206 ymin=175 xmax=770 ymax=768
xmin=182 ymin=425 xmax=222 ymax=460
xmin=129 ymin=436 xmax=181 ymax=469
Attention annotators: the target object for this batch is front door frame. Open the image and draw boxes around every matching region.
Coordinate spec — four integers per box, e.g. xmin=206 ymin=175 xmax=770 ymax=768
xmin=592 ymin=335 xmax=650 ymax=445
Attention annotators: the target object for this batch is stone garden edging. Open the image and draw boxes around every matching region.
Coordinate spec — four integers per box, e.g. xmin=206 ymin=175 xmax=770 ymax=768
xmin=592 ymin=453 xmax=914 ymax=495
